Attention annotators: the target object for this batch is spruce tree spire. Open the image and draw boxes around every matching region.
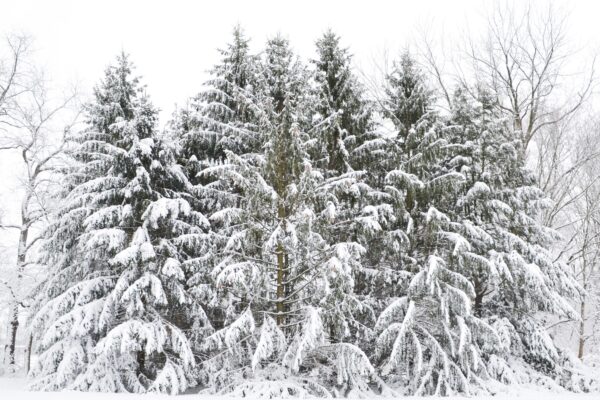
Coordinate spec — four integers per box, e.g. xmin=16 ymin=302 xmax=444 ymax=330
xmin=91 ymin=51 xmax=139 ymax=128
xmin=312 ymin=30 xmax=372 ymax=175
xmin=177 ymin=25 xmax=262 ymax=166
xmin=384 ymin=51 xmax=432 ymax=135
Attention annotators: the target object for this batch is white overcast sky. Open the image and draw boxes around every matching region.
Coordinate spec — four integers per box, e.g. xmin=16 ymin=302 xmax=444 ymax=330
xmin=1 ymin=0 xmax=600 ymax=250
xmin=2 ymin=0 xmax=599 ymax=120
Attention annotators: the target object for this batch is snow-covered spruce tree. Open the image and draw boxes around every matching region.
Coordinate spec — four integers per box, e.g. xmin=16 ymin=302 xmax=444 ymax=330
xmin=374 ymin=52 xmax=581 ymax=395
xmin=178 ymin=25 xmax=263 ymax=177
xmin=29 ymin=53 xmax=210 ymax=394
xmin=311 ymin=30 xmax=372 ymax=177
xmin=373 ymin=52 xmax=499 ymax=395
xmin=443 ymin=88 xmax=581 ymax=388
xmin=309 ymin=31 xmax=404 ymax=367
xmin=168 ymin=29 xmax=264 ymax=337
xmin=166 ymin=27 xmax=268 ymax=386
xmin=194 ymin=35 xmax=377 ymax=397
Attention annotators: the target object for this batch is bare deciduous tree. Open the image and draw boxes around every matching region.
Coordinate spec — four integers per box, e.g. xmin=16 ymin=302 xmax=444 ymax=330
xmin=0 ymin=35 xmax=80 ymax=372
xmin=462 ymin=2 xmax=595 ymax=153
xmin=0 ymin=34 xmax=32 ymax=135
xmin=413 ymin=2 xmax=600 ymax=361
xmin=534 ymin=111 xmax=600 ymax=360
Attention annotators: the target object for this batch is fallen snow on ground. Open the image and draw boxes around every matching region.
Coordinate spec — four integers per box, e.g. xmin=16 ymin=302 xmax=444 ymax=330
xmin=0 ymin=377 xmax=200 ymax=400
xmin=1 ymin=377 xmax=599 ymax=399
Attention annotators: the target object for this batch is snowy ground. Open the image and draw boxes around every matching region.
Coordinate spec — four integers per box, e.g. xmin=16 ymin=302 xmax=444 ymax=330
xmin=1 ymin=377 xmax=599 ymax=400
xmin=0 ymin=377 xmax=205 ymax=400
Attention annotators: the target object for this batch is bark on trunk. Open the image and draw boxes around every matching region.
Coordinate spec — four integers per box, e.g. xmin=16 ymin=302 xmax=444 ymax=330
xmin=26 ymin=334 xmax=33 ymax=373
xmin=578 ymin=297 xmax=586 ymax=360
xmin=8 ymin=225 xmax=28 ymax=370
xmin=276 ymin=203 xmax=286 ymax=326
xmin=8 ymin=303 xmax=19 ymax=369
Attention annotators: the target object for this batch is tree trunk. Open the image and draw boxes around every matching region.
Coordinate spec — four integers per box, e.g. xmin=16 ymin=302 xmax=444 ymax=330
xmin=276 ymin=203 xmax=286 ymax=326
xmin=8 ymin=302 xmax=19 ymax=370
xmin=578 ymin=257 xmax=589 ymax=360
xmin=274 ymin=121 xmax=288 ymax=328
xmin=578 ymin=296 xmax=586 ymax=360
xmin=473 ymin=278 xmax=487 ymax=318
xmin=8 ymin=224 xmax=28 ymax=370
xmin=26 ymin=334 xmax=33 ymax=373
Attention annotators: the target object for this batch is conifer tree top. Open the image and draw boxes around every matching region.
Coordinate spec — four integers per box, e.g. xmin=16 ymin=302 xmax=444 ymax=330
xmin=385 ymin=51 xmax=433 ymax=132
xmin=88 ymin=52 xmax=145 ymax=132
xmin=212 ymin=25 xmax=253 ymax=88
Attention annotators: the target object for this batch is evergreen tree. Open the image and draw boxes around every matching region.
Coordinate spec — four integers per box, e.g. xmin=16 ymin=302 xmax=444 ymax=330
xmin=311 ymin=30 xmax=372 ymax=176
xmin=443 ymin=87 xmax=581 ymax=385
xmin=167 ymin=28 xmax=265 ymax=354
xmin=383 ymin=53 xmax=430 ymax=135
xmin=310 ymin=32 xmax=403 ymax=369
xmin=178 ymin=25 xmax=262 ymax=176
xmin=375 ymin=54 xmax=581 ymax=395
xmin=195 ymin=35 xmax=376 ymax=396
xmin=30 ymin=54 xmax=210 ymax=394
xmin=374 ymin=52 xmax=492 ymax=395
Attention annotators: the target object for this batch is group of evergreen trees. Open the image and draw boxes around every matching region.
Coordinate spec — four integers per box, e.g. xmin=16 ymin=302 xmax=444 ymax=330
xmin=28 ymin=27 xmax=587 ymax=396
